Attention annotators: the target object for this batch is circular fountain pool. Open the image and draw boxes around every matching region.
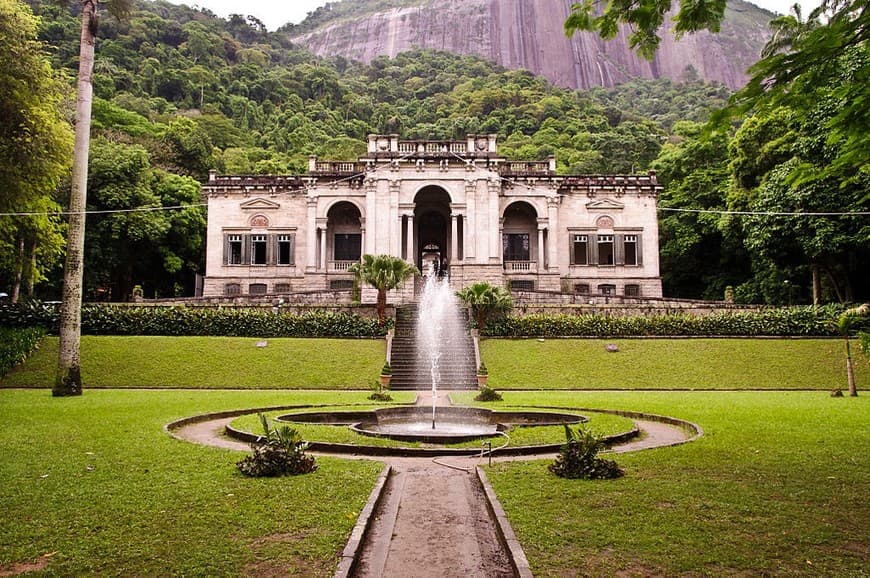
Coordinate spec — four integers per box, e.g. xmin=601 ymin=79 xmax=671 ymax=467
xmin=275 ymin=406 xmax=585 ymax=444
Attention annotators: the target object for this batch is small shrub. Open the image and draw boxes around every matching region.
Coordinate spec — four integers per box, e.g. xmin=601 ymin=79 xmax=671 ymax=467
xmin=380 ymin=362 xmax=392 ymax=375
xmin=0 ymin=326 xmax=46 ymax=377
xmin=368 ymin=380 xmax=393 ymax=402
xmin=477 ymin=362 xmax=488 ymax=375
xmin=237 ymin=414 xmax=317 ymax=477
xmin=474 ymin=385 xmax=502 ymax=402
xmin=549 ymin=425 xmax=624 ymax=480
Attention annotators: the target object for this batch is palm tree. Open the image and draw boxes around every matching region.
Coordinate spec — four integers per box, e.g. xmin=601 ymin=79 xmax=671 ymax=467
xmin=457 ymin=281 xmax=513 ymax=334
xmin=54 ymin=0 xmax=131 ymax=396
xmin=836 ymin=303 xmax=869 ymax=397
xmin=349 ymin=254 xmax=418 ymax=325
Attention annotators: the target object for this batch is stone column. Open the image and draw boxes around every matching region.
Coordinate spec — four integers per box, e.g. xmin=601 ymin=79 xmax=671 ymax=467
xmin=464 ymin=181 xmax=476 ymax=260
xmin=538 ymin=226 xmax=546 ymax=269
xmin=317 ymin=219 xmax=328 ymax=270
xmin=365 ymin=179 xmax=377 ymax=254
xmin=305 ymin=198 xmax=317 ymax=272
xmin=405 ymin=214 xmax=414 ymax=262
xmin=547 ymin=197 xmax=560 ymax=272
xmin=389 ymin=180 xmax=401 ymax=257
xmin=488 ymin=179 xmax=501 ymax=263
xmin=451 ymin=214 xmax=459 ymax=262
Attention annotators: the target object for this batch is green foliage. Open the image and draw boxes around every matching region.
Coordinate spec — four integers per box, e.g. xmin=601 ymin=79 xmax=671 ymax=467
xmin=474 ymin=385 xmax=502 ymax=402
xmin=0 ymin=326 xmax=45 ymax=377
xmin=565 ymin=0 xmax=726 ymax=59
xmin=0 ymin=0 xmax=73 ymax=297
xmin=0 ymin=302 xmax=389 ymax=337
xmin=653 ymin=122 xmax=749 ymax=299
xmin=549 ymin=425 xmax=624 ymax=479
xmin=237 ymin=414 xmax=317 ymax=477
xmin=380 ymin=361 xmax=392 ymax=375
xmin=368 ymin=380 xmax=393 ymax=401
xmin=350 ymin=254 xmax=418 ymax=324
xmin=484 ymin=306 xmax=845 ymax=337
xmin=457 ymin=282 xmax=513 ymax=332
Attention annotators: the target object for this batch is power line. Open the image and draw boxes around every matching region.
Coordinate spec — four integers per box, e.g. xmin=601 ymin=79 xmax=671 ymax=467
xmin=659 ymin=207 xmax=870 ymax=217
xmin=0 ymin=203 xmax=207 ymax=217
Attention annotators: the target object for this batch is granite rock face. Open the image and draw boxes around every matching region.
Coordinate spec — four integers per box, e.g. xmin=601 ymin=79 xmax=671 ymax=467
xmin=289 ymin=0 xmax=773 ymax=90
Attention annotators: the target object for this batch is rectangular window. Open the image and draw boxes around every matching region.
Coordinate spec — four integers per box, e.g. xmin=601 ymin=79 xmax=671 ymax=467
xmin=225 ymin=283 xmax=241 ymax=296
xmin=274 ymin=283 xmax=291 ymax=293
xmin=625 ymin=284 xmax=640 ymax=297
xmin=572 ymin=235 xmax=588 ymax=265
xmin=598 ymin=284 xmax=615 ymax=295
xmin=334 ymin=233 xmax=361 ymax=261
xmin=330 ymin=279 xmax=354 ymax=290
xmin=249 ymin=283 xmax=267 ymax=295
xmin=277 ymin=234 xmax=294 ymax=265
xmin=227 ymin=234 xmax=243 ymax=265
xmin=510 ymin=280 xmax=535 ymax=291
xmin=503 ymin=233 xmax=530 ymax=261
xmin=251 ymin=235 xmax=267 ymax=265
xmin=574 ymin=283 xmax=590 ymax=295
xmin=624 ymin=235 xmax=638 ymax=266
xmin=598 ymin=235 xmax=614 ymax=266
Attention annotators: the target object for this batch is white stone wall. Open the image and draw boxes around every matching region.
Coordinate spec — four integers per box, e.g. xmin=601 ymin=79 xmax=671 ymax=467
xmin=202 ymin=142 xmax=663 ymax=300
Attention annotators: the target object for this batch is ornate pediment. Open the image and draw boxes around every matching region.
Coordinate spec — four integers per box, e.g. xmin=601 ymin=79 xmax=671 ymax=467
xmin=586 ymin=198 xmax=624 ymax=210
xmin=240 ymin=198 xmax=280 ymax=210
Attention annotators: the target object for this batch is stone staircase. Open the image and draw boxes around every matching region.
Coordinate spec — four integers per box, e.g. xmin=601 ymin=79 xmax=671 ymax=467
xmin=389 ymin=304 xmax=478 ymax=390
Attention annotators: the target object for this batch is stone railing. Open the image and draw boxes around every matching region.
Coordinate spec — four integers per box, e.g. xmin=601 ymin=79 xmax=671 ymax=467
xmin=503 ymin=260 xmax=537 ymax=273
xmin=314 ymin=161 xmax=360 ymax=173
xmin=499 ymin=161 xmax=552 ymax=175
xmin=329 ymin=260 xmax=357 ymax=271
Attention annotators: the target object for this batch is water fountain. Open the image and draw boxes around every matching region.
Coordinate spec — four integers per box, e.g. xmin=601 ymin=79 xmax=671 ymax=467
xmin=416 ymin=264 xmax=464 ymax=430
xmin=221 ymin=265 xmax=590 ymax=450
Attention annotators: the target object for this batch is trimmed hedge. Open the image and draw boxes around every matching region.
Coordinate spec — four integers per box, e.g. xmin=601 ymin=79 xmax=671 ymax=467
xmin=0 ymin=303 xmax=389 ymax=338
xmin=0 ymin=326 xmax=46 ymax=377
xmin=483 ymin=306 xmax=848 ymax=337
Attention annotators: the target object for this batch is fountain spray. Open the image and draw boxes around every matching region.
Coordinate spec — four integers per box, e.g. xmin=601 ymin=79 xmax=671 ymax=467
xmin=416 ymin=263 xmax=459 ymax=431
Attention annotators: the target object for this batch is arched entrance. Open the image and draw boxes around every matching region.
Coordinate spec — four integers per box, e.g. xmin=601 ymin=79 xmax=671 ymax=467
xmin=326 ymin=201 xmax=362 ymax=269
xmin=413 ymin=186 xmax=453 ymax=274
xmin=502 ymin=201 xmax=538 ymax=269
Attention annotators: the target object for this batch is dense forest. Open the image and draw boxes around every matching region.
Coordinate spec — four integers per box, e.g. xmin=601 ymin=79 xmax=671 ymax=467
xmin=2 ymin=0 xmax=867 ymax=305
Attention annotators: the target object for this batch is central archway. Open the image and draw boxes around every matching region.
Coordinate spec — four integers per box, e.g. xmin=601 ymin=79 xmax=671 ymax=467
xmin=413 ymin=186 xmax=453 ymax=273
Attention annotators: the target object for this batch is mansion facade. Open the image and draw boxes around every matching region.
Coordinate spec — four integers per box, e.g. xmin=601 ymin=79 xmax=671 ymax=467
xmin=202 ymin=134 xmax=663 ymax=299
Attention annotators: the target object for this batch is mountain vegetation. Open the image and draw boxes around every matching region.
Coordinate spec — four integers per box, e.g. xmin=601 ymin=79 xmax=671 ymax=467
xmin=2 ymin=0 xmax=866 ymax=305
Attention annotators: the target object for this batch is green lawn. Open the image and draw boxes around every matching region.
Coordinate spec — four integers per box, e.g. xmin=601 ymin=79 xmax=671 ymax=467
xmin=0 ymin=389 xmax=386 ymax=576
xmin=480 ymin=338 xmax=867 ymax=390
xmin=2 ymin=337 xmax=868 ymax=576
xmin=0 ymin=336 xmax=385 ymax=388
xmin=460 ymin=391 xmax=870 ymax=576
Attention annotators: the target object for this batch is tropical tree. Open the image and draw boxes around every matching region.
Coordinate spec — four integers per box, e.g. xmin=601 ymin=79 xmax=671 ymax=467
xmin=349 ymin=254 xmax=418 ymax=325
xmin=836 ymin=303 xmax=869 ymax=397
xmin=0 ymin=0 xmax=73 ymax=302
xmin=456 ymin=281 xmax=513 ymax=333
xmin=55 ymin=0 xmax=131 ymax=397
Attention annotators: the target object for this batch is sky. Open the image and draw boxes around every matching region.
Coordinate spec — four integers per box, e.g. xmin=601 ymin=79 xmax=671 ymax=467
xmin=167 ymin=0 xmax=823 ymax=32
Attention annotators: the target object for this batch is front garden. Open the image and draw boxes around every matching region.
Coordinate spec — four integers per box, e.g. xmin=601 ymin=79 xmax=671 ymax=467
xmin=0 ymin=306 xmax=867 ymax=575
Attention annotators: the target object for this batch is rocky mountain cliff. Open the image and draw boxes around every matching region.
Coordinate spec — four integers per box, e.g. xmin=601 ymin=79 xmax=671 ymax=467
xmin=288 ymin=0 xmax=773 ymax=90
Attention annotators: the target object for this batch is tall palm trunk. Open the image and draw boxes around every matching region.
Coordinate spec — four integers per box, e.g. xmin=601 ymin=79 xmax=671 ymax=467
xmin=845 ymin=338 xmax=857 ymax=397
xmin=54 ymin=0 xmax=97 ymax=396
xmin=376 ymin=288 xmax=387 ymax=325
